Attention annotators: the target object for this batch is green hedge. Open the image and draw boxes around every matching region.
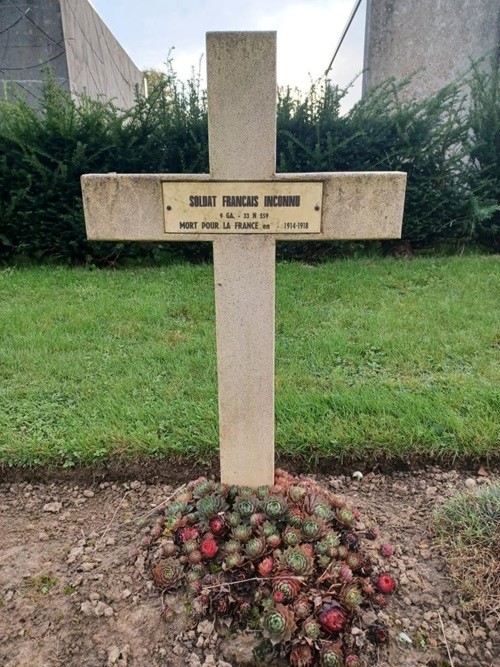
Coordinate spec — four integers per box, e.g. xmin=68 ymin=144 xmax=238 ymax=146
xmin=0 ymin=62 xmax=498 ymax=263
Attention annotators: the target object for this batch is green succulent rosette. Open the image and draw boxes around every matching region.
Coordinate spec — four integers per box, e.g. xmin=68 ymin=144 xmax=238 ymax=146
xmin=223 ymin=539 xmax=240 ymax=555
xmin=224 ymin=553 xmax=244 ymax=569
xmin=256 ymin=485 xmax=270 ymax=499
xmin=313 ymin=502 xmax=333 ymax=521
xmin=263 ymin=495 xmax=288 ymax=521
xmin=302 ymin=492 xmax=328 ymax=513
xmin=151 ymin=558 xmax=183 ymax=589
xmin=182 ymin=539 xmax=199 ymax=555
xmin=292 ymin=596 xmax=313 ymax=620
xmin=185 ymin=569 xmax=202 ymax=584
xmin=288 ymin=485 xmax=307 ymax=503
xmin=195 ymin=493 xmax=228 ymax=519
xmin=238 ymin=486 xmax=254 ymax=498
xmin=302 ymin=616 xmax=322 ymax=640
xmin=192 ymin=479 xmax=223 ymax=499
xmin=266 ymin=532 xmax=281 ymax=548
xmin=164 ymin=500 xmax=190 ymax=516
xmin=338 ymin=544 xmax=349 ymax=559
xmin=283 ymin=526 xmax=302 ymax=547
xmin=287 ymin=507 xmax=305 ymax=528
xmin=342 ymin=584 xmax=363 ymax=609
xmin=249 ymin=512 xmax=266 ymax=527
xmin=319 ymin=642 xmax=344 ymax=666
xmin=226 ymin=511 xmax=242 ymax=527
xmin=280 ymin=546 xmax=315 ymax=577
xmin=231 ymin=524 xmax=253 ymax=542
xmin=324 ymin=531 xmax=341 ymax=552
xmin=301 ymin=516 xmax=327 ymax=542
xmin=244 ymin=535 xmax=267 ymax=560
xmin=335 ymin=506 xmax=355 ymax=527
xmin=346 ymin=551 xmax=364 ymax=571
xmin=234 ymin=495 xmax=259 ymax=518
xmin=262 ymin=520 xmax=278 ymax=537
xmin=273 ymin=575 xmax=302 ymax=601
xmin=226 ymin=484 xmax=239 ymax=499
xmin=315 ymin=539 xmax=330 ymax=556
xmin=261 ymin=603 xmax=297 ymax=644
xmin=317 ymin=554 xmax=332 ymax=569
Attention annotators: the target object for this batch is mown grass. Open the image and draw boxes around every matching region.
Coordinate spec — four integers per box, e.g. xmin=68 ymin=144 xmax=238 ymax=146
xmin=0 ymin=255 xmax=498 ymax=467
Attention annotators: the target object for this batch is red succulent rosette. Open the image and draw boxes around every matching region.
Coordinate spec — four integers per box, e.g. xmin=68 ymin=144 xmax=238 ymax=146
xmin=257 ymin=556 xmax=274 ymax=577
xmin=362 ymin=578 xmax=375 ymax=596
xmin=317 ymin=601 xmax=348 ymax=634
xmin=209 ymin=515 xmax=227 ymax=537
xmin=380 ymin=543 xmax=394 ymax=558
xmin=376 ymin=572 xmax=396 ymax=594
xmin=200 ymin=538 xmax=219 ymax=559
xmin=366 ymin=525 xmax=380 ymax=540
xmin=177 ymin=526 xmax=199 ymax=543
xmin=273 ymin=590 xmax=285 ymax=603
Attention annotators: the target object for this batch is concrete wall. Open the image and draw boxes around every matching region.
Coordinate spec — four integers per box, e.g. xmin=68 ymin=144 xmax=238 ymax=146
xmin=60 ymin=0 xmax=144 ymax=107
xmin=363 ymin=0 xmax=500 ymax=98
xmin=0 ymin=0 xmax=69 ymax=103
xmin=0 ymin=0 xmax=144 ymax=107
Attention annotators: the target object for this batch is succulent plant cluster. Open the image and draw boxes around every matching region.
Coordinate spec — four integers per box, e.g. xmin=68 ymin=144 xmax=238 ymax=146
xmin=137 ymin=470 xmax=397 ymax=665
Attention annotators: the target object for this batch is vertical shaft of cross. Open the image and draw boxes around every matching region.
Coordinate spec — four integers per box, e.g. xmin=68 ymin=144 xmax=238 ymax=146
xmin=207 ymin=32 xmax=277 ymax=486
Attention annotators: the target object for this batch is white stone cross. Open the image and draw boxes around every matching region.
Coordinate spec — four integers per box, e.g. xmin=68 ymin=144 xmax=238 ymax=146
xmin=81 ymin=32 xmax=406 ymax=488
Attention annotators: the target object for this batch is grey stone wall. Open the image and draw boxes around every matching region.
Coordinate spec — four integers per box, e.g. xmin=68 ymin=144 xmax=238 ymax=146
xmin=363 ymin=0 xmax=500 ymax=98
xmin=60 ymin=0 xmax=144 ymax=107
xmin=0 ymin=0 xmax=69 ymax=103
xmin=0 ymin=0 xmax=144 ymax=107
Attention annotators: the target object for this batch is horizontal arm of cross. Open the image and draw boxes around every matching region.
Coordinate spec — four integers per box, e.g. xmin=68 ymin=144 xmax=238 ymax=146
xmin=81 ymin=171 xmax=406 ymax=242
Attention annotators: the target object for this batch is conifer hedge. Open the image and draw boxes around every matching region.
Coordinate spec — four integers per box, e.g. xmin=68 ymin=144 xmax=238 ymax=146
xmin=0 ymin=62 xmax=498 ymax=263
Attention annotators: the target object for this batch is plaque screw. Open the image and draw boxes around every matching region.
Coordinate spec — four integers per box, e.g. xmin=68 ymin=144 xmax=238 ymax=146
xmin=166 ymin=205 xmax=172 ymax=211
xmin=314 ymin=205 xmax=320 ymax=211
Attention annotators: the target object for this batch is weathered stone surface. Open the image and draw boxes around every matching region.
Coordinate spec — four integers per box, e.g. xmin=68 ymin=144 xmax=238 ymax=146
xmin=0 ymin=0 xmax=144 ymax=108
xmin=207 ymin=31 xmax=277 ymax=182
xmin=364 ymin=0 xmax=500 ymax=99
xmin=81 ymin=171 xmax=406 ymax=243
xmin=214 ymin=235 xmax=275 ymax=486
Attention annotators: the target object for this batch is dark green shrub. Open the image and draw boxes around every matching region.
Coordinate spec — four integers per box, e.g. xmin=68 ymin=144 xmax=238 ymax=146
xmin=276 ymin=74 xmax=495 ymax=249
xmin=0 ymin=61 xmax=498 ymax=263
xmin=0 ymin=69 xmax=210 ymax=263
xmin=0 ymin=75 xmax=125 ymax=261
xmin=466 ymin=59 xmax=500 ymax=249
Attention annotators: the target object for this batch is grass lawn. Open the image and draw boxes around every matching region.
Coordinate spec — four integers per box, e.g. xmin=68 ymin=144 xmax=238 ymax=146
xmin=0 ymin=255 xmax=498 ymax=467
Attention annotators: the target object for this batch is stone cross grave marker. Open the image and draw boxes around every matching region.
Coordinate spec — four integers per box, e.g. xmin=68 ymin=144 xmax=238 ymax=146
xmin=81 ymin=32 xmax=406 ymax=488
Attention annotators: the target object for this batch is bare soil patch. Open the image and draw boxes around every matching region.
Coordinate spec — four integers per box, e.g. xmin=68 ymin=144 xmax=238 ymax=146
xmin=1 ymin=466 xmax=498 ymax=667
